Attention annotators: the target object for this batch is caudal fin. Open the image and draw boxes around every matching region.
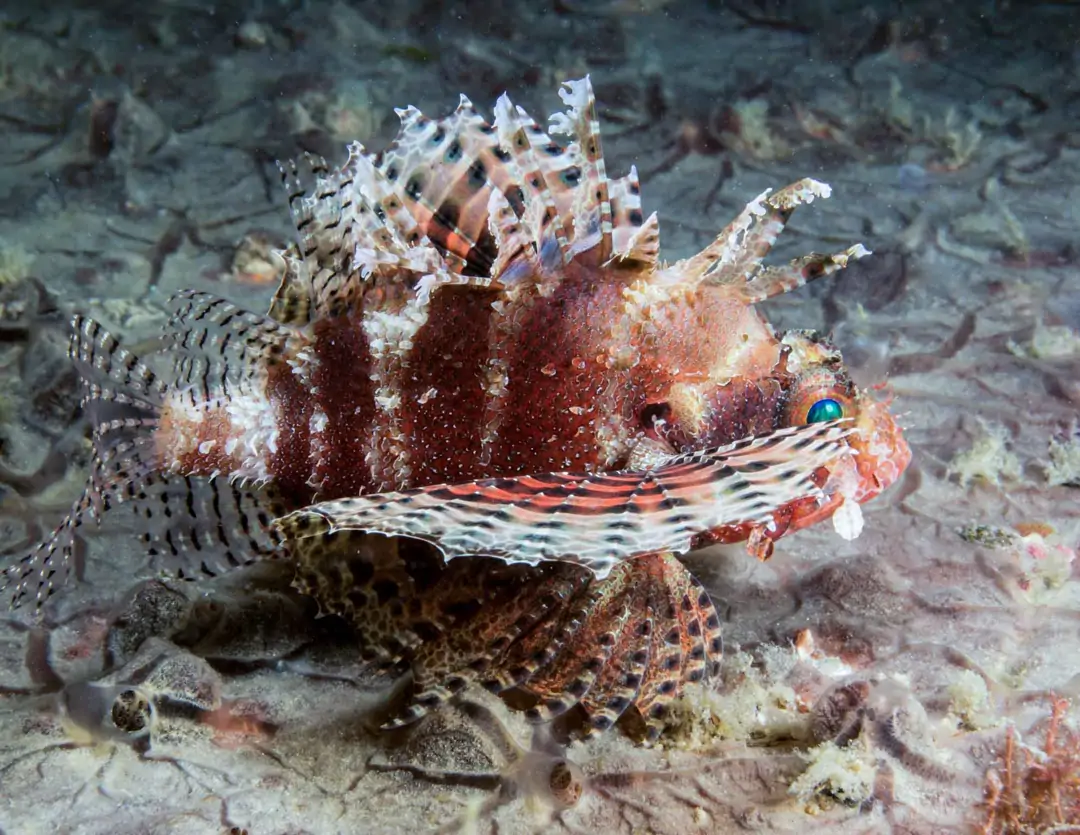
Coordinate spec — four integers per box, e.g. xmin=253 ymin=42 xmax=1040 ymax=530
xmin=1 ymin=314 xmax=284 ymax=613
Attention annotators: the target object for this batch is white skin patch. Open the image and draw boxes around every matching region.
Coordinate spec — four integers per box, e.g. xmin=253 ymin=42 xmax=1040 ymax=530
xmin=161 ymin=388 xmax=279 ymax=483
xmin=361 ymin=286 xmax=434 ymax=487
xmin=225 ymin=390 xmax=280 ymax=482
xmin=307 ymin=409 xmax=330 ymax=490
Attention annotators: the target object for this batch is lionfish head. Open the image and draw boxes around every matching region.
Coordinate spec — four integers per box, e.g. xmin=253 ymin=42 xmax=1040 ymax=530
xmin=776 ymin=330 xmax=910 ymax=530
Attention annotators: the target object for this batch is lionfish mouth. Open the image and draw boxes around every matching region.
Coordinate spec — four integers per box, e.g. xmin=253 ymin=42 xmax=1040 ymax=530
xmin=847 ymin=398 xmax=912 ymax=503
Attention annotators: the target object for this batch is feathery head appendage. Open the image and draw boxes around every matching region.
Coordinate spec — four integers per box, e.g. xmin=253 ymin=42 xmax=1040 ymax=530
xmin=738 ymin=243 xmax=872 ymax=305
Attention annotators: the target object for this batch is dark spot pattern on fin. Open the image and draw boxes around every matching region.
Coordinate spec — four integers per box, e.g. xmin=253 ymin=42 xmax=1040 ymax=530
xmin=282 ymin=527 xmax=721 ymax=742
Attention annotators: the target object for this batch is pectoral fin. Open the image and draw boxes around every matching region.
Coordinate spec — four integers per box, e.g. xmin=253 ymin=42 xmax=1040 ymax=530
xmin=273 ymin=420 xmax=850 ymax=578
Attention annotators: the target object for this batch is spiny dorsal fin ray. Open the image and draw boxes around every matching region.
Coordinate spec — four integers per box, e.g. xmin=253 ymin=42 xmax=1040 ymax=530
xmin=374 ymin=97 xmax=532 ymax=277
xmin=668 ymin=178 xmax=836 ymax=293
xmin=277 ymin=144 xmax=429 ymax=321
xmin=278 ymin=152 xmax=335 ymax=275
xmin=493 ymin=94 xmax=571 ymax=272
xmin=548 ymin=76 xmax=613 ymax=263
xmin=277 ymin=152 xmax=366 ymax=318
xmin=269 ymin=245 xmax=313 ymax=326
xmin=167 ymin=290 xmax=301 ymax=404
xmin=607 ymin=165 xmax=651 ymax=264
xmin=486 ymin=187 xmax=541 ymax=285
xmin=612 ymin=209 xmax=659 ymax=267
xmin=278 ymin=125 xmax=512 ymax=322
xmin=274 ymin=420 xmax=852 ymax=578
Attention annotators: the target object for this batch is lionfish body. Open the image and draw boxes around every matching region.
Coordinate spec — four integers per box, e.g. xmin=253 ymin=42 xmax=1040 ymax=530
xmin=3 ymin=78 xmax=909 ymax=741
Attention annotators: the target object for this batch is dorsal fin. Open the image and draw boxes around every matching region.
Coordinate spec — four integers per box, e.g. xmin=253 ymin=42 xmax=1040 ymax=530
xmin=548 ymin=76 xmax=613 ymax=263
xmin=279 ymin=153 xmax=339 ymax=276
xmin=271 ymin=77 xmax=641 ymax=323
xmin=493 ymin=94 xmax=572 ymax=272
xmin=268 ymin=245 xmax=312 ymax=325
xmin=274 ymin=149 xmax=377 ymax=322
xmin=486 ymin=187 xmax=541 ymax=286
xmin=674 ymin=179 xmax=872 ymax=303
xmin=607 ymin=164 xmax=651 ymax=264
xmin=373 ymin=96 xmax=535 ymax=277
xmin=168 ymin=290 xmax=302 ymax=404
xmin=664 ymin=179 xmax=834 ymax=292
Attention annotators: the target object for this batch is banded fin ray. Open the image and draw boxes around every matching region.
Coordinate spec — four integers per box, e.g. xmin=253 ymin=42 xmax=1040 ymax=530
xmin=665 ymin=178 xmax=870 ymax=300
xmin=274 ymin=151 xmax=380 ymax=323
xmin=112 ymin=474 xmax=285 ymax=580
xmin=1 ymin=314 xmax=165 ymax=609
xmin=522 ymin=563 xmax=635 ymax=723
xmin=374 ymin=96 xmax=533 ymax=277
xmin=274 ymin=420 xmax=851 ymax=578
xmin=548 ymin=76 xmax=613 ymax=263
xmin=493 ymin=94 xmax=572 ymax=272
xmin=167 ymin=289 xmax=301 ymax=404
xmin=607 ymin=165 xmax=657 ymax=266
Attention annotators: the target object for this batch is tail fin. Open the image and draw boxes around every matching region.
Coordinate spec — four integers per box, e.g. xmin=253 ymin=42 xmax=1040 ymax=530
xmin=1 ymin=315 xmax=284 ymax=613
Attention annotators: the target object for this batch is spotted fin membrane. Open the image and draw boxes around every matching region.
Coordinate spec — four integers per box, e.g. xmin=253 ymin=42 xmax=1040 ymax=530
xmin=289 ymin=530 xmax=722 ymax=743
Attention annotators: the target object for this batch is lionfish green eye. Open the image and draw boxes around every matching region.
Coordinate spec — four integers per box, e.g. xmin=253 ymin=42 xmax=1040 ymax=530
xmin=806 ymin=398 xmax=843 ymax=424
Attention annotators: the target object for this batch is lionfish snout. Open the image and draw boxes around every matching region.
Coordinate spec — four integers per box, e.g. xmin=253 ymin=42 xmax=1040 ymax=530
xmin=846 ymin=396 xmax=912 ymax=503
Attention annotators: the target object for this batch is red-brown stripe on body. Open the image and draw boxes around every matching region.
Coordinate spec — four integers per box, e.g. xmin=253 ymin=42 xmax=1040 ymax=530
xmin=399 ymin=285 xmax=499 ymax=486
xmin=308 ymin=315 xmax=379 ymax=499
xmin=266 ymin=359 xmax=314 ymax=503
xmin=484 ymin=270 xmax=629 ymax=476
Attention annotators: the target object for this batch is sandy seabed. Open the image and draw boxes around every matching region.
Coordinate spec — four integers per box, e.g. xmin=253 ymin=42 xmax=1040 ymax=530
xmin=1 ymin=1 xmax=1079 ymax=833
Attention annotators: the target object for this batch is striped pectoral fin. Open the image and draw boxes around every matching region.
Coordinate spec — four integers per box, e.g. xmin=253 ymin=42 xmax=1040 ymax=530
xmin=273 ymin=420 xmax=852 ymax=578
